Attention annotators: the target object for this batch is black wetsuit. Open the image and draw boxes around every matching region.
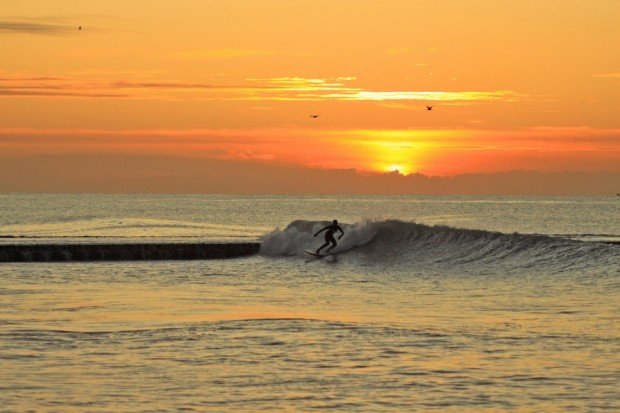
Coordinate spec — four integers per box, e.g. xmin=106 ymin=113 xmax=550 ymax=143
xmin=323 ymin=224 xmax=341 ymax=244
xmin=315 ymin=223 xmax=344 ymax=253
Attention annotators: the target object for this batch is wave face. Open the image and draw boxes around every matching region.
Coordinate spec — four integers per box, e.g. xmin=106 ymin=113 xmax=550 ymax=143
xmin=261 ymin=220 xmax=618 ymax=273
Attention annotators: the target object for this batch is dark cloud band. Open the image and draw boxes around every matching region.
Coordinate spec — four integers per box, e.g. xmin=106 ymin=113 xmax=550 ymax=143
xmin=0 ymin=21 xmax=76 ymax=35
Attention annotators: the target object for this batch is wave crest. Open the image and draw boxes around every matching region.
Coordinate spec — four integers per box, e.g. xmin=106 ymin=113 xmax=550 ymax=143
xmin=260 ymin=219 xmax=617 ymax=271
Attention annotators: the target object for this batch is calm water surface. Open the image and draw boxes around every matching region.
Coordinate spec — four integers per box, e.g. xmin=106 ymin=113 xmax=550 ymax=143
xmin=1 ymin=194 xmax=618 ymax=411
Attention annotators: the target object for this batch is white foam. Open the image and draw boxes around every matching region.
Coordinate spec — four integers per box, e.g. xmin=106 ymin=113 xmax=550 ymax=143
xmin=260 ymin=220 xmax=380 ymax=256
xmin=260 ymin=219 xmax=618 ymax=271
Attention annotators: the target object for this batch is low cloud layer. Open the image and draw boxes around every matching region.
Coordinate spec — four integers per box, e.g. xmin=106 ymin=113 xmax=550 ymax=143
xmin=0 ymin=126 xmax=617 ymax=176
xmin=0 ymin=154 xmax=617 ymax=195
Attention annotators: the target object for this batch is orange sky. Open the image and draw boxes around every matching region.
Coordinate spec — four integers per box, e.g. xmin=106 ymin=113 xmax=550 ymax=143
xmin=1 ymin=0 xmax=619 ymax=181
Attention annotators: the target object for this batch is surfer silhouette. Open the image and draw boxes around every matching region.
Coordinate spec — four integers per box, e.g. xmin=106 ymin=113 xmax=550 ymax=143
xmin=314 ymin=220 xmax=344 ymax=254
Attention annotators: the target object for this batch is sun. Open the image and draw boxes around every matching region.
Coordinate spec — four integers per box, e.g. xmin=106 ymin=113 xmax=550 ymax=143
xmin=368 ymin=140 xmax=422 ymax=176
xmin=383 ymin=164 xmax=409 ymax=175
xmin=337 ymin=130 xmax=438 ymax=176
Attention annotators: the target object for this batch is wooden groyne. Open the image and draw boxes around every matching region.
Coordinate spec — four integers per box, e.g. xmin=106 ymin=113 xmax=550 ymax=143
xmin=0 ymin=242 xmax=260 ymax=262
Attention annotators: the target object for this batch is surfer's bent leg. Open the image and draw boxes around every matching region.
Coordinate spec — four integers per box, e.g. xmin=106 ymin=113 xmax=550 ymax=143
xmin=316 ymin=241 xmax=329 ymax=253
xmin=326 ymin=234 xmax=337 ymax=252
xmin=318 ymin=233 xmax=335 ymax=254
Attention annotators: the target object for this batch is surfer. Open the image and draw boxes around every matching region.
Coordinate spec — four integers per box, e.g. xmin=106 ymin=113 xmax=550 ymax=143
xmin=314 ymin=220 xmax=344 ymax=254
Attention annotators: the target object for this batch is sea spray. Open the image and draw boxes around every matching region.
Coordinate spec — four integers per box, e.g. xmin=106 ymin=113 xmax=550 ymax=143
xmin=261 ymin=219 xmax=618 ymax=273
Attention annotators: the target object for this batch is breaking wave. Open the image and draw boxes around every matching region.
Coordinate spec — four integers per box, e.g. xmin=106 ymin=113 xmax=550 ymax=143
xmin=260 ymin=220 xmax=618 ymax=273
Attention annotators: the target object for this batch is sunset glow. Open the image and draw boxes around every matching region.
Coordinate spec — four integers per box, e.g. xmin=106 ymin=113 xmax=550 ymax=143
xmin=3 ymin=4 xmax=618 ymax=411
xmin=1 ymin=0 xmax=619 ymax=192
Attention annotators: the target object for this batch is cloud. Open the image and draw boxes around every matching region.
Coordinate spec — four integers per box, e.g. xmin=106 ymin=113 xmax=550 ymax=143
xmin=0 ymin=153 xmax=618 ymax=195
xmin=0 ymin=73 xmax=524 ymax=103
xmin=0 ymin=90 xmax=129 ymax=98
xmin=325 ymin=90 xmax=521 ymax=102
xmin=0 ymin=20 xmax=76 ymax=35
xmin=224 ymin=77 xmax=523 ymax=103
xmin=0 ymin=75 xmax=63 ymax=82
xmin=2 ymin=126 xmax=618 ymax=148
xmin=61 ymin=48 xmax=128 ymax=58
xmin=0 ymin=126 xmax=617 ymax=176
xmin=593 ymin=73 xmax=620 ymax=79
xmin=0 ymin=15 xmax=120 ymax=36
xmin=172 ymin=49 xmax=276 ymax=59
xmin=111 ymin=81 xmax=224 ymax=89
xmin=0 ymin=75 xmax=132 ymax=98
xmin=387 ymin=48 xmax=412 ymax=56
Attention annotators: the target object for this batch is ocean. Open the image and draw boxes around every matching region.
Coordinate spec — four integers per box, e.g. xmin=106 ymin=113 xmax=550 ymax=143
xmin=1 ymin=194 xmax=618 ymax=412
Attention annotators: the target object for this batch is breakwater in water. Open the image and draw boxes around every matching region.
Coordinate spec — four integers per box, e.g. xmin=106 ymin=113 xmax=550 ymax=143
xmin=0 ymin=243 xmax=260 ymax=262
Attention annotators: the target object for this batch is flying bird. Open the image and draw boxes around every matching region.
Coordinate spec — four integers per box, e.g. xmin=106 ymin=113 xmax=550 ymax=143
xmin=310 ymin=115 xmax=319 ymax=118
xmin=426 ymin=106 xmax=433 ymax=111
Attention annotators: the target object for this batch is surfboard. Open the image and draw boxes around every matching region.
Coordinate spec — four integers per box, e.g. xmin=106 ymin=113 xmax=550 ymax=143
xmin=305 ymin=250 xmax=338 ymax=258
xmin=305 ymin=250 xmax=325 ymax=258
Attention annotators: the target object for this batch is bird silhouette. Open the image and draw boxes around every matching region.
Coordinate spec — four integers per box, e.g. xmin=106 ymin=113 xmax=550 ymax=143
xmin=310 ymin=115 xmax=319 ymax=118
xmin=426 ymin=106 xmax=433 ymax=111
xmin=79 ymin=26 xmax=82 ymax=30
